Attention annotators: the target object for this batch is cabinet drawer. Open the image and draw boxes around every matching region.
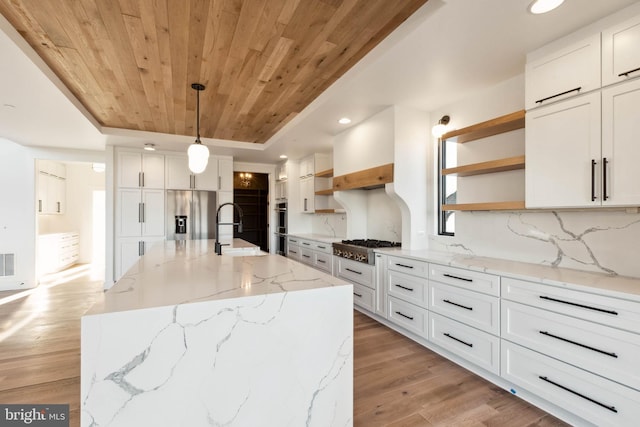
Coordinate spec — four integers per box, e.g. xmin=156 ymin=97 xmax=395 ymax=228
xmin=430 ymin=281 xmax=500 ymax=335
xmin=387 ymin=255 xmax=428 ymax=278
xmin=300 ymin=247 xmax=314 ymax=265
xmin=287 ymin=244 xmax=300 ymax=261
xmin=502 ymin=300 xmax=640 ymax=391
xmin=502 ymin=277 xmax=640 ymax=334
xmin=336 ymin=258 xmax=374 ymax=288
xmin=314 ymin=251 xmax=333 ymax=274
xmin=525 ymin=33 xmax=600 ymax=109
xmin=429 ymin=312 xmax=500 ymax=375
xmin=353 ymin=283 xmax=375 ymax=313
xmin=429 ymin=264 xmax=500 ymax=297
xmin=388 ymin=270 xmax=428 ymax=308
xmin=388 ymin=296 xmax=428 ymax=338
xmin=311 ymin=241 xmax=332 ymax=254
xmin=287 ymin=236 xmax=301 ymax=245
xmin=502 ymin=340 xmax=640 ymax=427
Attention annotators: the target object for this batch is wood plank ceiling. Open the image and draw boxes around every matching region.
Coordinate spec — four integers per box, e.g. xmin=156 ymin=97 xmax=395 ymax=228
xmin=0 ymin=0 xmax=429 ymax=144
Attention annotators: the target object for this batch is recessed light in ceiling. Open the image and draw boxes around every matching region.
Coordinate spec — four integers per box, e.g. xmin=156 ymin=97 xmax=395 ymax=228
xmin=279 ymin=155 xmax=288 ymax=159
xmin=338 ymin=117 xmax=351 ymax=124
xmin=528 ymin=0 xmax=564 ymax=14
xmin=144 ymin=143 xmax=156 ymax=151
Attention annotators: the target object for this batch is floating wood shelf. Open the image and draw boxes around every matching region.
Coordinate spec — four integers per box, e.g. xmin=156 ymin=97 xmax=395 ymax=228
xmin=315 ymin=209 xmax=345 ymax=214
xmin=333 ymin=163 xmax=394 ymax=191
xmin=442 ymin=110 xmax=525 ymax=144
xmin=315 ymin=189 xmax=334 ymax=196
xmin=442 ymin=201 xmax=526 ymax=211
xmin=442 ymin=155 xmax=525 ymax=177
xmin=315 ymin=168 xmax=334 ymax=178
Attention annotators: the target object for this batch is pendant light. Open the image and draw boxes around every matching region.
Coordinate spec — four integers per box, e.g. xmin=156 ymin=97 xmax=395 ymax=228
xmin=188 ymin=83 xmax=209 ymax=174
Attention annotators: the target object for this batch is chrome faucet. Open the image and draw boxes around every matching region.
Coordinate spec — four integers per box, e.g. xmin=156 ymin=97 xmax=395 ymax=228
xmin=215 ymin=202 xmax=244 ymax=255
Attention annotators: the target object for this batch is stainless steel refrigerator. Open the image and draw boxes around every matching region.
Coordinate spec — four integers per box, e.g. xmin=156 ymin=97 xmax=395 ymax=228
xmin=166 ymin=190 xmax=217 ymax=240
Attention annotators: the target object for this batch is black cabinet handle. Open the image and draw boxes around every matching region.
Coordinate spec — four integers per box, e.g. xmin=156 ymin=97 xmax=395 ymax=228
xmin=395 ymin=284 xmax=414 ymax=292
xmin=302 ymin=254 xmax=311 ymax=258
xmin=538 ymin=376 xmax=617 ymax=413
xmin=443 ymin=299 xmax=473 ymax=311
xmin=591 ymin=159 xmax=597 ymax=201
xmin=539 ymin=331 xmax=617 ymax=358
xmin=539 ymin=295 xmax=618 ymax=315
xmin=618 ymin=66 xmax=640 ymax=78
xmin=395 ymin=263 xmax=414 ymax=269
xmin=602 ymin=157 xmax=608 ymax=201
xmin=346 ymin=268 xmax=362 ymax=275
xmin=302 ymin=242 xmax=310 ymax=246
xmin=289 ymin=250 xmax=298 ymax=254
xmin=395 ymin=311 xmax=414 ymax=321
xmin=535 ymin=87 xmax=581 ymax=104
xmin=317 ymin=245 xmax=326 ymax=249
xmin=443 ymin=273 xmax=472 ymax=282
xmin=317 ymin=259 xmax=326 ymax=264
xmin=444 ymin=333 xmax=473 ymax=347
xmin=354 ymin=292 xmax=362 ymax=298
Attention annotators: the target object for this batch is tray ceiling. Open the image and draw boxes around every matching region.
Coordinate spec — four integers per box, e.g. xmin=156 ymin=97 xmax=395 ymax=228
xmin=0 ymin=0 xmax=428 ymax=144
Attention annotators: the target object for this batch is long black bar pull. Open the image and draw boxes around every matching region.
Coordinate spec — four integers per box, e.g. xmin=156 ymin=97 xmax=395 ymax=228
xmin=591 ymin=159 xmax=597 ymax=201
xmin=535 ymin=87 xmax=581 ymax=104
xmin=602 ymin=157 xmax=608 ymax=201
xmin=538 ymin=376 xmax=618 ymax=413
xmin=618 ymin=66 xmax=640 ymax=77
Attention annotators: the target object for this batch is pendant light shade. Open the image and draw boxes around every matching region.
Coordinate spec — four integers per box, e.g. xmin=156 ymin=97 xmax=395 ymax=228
xmin=188 ymin=83 xmax=209 ymax=174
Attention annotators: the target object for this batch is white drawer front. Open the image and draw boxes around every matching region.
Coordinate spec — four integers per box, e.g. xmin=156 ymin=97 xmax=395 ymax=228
xmin=502 ymin=340 xmax=640 ymax=427
xmin=314 ymin=251 xmax=333 ymax=274
xmin=287 ymin=244 xmax=300 ymax=261
xmin=429 ymin=312 xmax=500 ymax=375
xmin=387 ymin=255 xmax=428 ymax=278
xmin=430 ymin=281 xmax=500 ymax=335
xmin=502 ymin=277 xmax=640 ymax=334
xmin=299 ymin=239 xmax=313 ymax=250
xmin=337 ymin=258 xmax=374 ymax=288
xmin=287 ymin=236 xmax=301 ymax=246
xmin=502 ymin=300 xmax=640 ymax=391
xmin=388 ymin=270 xmax=428 ymax=308
xmin=429 ymin=264 xmax=500 ymax=297
xmin=388 ymin=296 xmax=428 ymax=338
xmin=353 ymin=283 xmax=375 ymax=312
xmin=300 ymin=247 xmax=314 ymax=265
xmin=312 ymin=241 xmax=332 ymax=254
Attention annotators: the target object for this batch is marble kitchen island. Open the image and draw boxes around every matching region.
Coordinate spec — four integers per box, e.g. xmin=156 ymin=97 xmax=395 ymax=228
xmin=81 ymin=239 xmax=353 ymax=427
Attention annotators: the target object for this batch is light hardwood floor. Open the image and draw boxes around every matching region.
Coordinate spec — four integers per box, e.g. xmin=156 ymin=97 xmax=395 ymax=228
xmin=0 ymin=269 xmax=568 ymax=426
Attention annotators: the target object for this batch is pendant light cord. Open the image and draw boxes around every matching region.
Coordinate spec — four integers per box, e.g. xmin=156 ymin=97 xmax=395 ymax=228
xmin=196 ymin=87 xmax=201 ymax=143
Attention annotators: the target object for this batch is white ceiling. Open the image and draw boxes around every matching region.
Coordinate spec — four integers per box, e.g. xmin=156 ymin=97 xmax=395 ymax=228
xmin=1 ymin=0 xmax=638 ymax=164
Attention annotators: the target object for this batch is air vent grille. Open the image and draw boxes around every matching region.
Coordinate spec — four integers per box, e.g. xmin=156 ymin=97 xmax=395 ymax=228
xmin=0 ymin=253 xmax=16 ymax=277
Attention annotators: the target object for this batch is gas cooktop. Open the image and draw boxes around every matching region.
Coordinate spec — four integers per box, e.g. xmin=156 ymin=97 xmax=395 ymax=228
xmin=332 ymin=239 xmax=401 ymax=264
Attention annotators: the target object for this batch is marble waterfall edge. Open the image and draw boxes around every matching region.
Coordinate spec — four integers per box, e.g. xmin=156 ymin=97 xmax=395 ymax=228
xmin=81 ymin=286 xmax=353 ymax=426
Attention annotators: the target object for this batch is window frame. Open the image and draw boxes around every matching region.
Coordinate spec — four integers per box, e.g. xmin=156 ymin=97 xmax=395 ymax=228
xmin=438 ymin=137 xmax=455 ymax=236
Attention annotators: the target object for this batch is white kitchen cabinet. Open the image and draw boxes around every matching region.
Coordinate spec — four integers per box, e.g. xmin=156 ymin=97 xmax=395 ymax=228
xmin=38 ymin=232 xmax=79 ymax=275
xmin=115 ymin=236 xmax=164 ymax=280
xmin=602 ymin=14 xmax=640 ymax=86
xmin=276 ymin=161 xmax=288 ymax=181
xmin=37 ymin=161 xmax=66 ymax=215
xmin=275 ymin=180 xmax=287 ymax=201
xmin=374 ymin=253 xmax=388 ymax=318
xmin=525 ymin=92 xmax=602 ymax=208
xmin=286 ymin=236 xmax=301 ymax=261
xmin=217 ymin=157 xmax=233 ymax=191
xmin=525 ymin=33 xmax=600 ymax=110
xmin=116 ymin=189 xmax=165 ymax=238
xmin=601 ymin=78 xmax=640 ymax=206
xmin=117 ymin=151 xmax=165 ymax=189
xmin=165 ymin=155 xmax=219 ymax=191
xmin=299 ymin=176 xmax=314 ymax=213
xmin=388 ymin=296 xmax=429 ymax=338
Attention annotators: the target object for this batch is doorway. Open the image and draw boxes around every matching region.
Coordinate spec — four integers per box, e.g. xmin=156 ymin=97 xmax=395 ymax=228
xmin=233 ymin=172 xmax=269 ymax=252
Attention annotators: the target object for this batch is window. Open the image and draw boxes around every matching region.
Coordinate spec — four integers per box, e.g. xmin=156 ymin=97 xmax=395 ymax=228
xmin=438 ymin=138 xmax=457 ymax=235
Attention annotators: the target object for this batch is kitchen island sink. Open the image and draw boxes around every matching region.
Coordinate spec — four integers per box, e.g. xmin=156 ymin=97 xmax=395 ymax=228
xmin=81 ymin=239 xmax=353 ymax=427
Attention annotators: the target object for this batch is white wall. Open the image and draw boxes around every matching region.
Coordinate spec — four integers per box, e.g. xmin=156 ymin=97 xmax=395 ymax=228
xmin=0 ymin=138 xmax=36 ymax=290
xmin=428 ymin=74 xmax=640 ymax=278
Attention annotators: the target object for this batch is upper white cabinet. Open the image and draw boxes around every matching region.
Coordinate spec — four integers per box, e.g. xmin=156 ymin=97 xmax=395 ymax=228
xmin=298 ymin=153 xmax=330 ymax=178
xmin=165 ymin=154 xmax=232 ymax=191
xmin=601 ymin=78 xmax=640 ymax=206
xmin=602 ymin=14 xmax=640 ymax=86
xmin=299 ymin=176 xmax=314 ymax=213
xmin=217 ymin=157 xmax=233 ymax=191
xmin=525 ymin=33 xmax=601 ymax=110
xmin=526 ymin=92 xmax=602 ymax=208
xmin=276 ymin=161 xmax=288 ymax=181
xmin=37 ymin=160 xmax=66 ymax=215
xmin=118 ymin=151 xmax=165 ymax=189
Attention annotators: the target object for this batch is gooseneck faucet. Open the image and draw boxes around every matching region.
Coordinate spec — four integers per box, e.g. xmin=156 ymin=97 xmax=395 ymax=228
xmin=215 ymin=202 xmax=244 ymax=255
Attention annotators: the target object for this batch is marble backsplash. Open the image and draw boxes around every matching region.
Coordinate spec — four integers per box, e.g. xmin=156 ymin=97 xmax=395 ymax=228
xmin=429 ymin=209 xmax=640 ymax=278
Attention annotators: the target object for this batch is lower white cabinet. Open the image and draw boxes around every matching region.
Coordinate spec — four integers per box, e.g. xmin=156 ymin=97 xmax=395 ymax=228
xmin=388 ymin=296 xmax=428 ymax=338
xmin=286 ymin=237 xmax=300 ymax=261
xmin=38 ymin=232 xmax=79 ymax=275
xmin=502 ymin=340 xmax=640 ymax=427
xmin=388 ymin=269 xmax=428 ymax=308
xmin=429 ymin=312 xmax=500 ymax=375
xmin=336 ymin=257 xmax=373 ymax=287
xmin=115 ymin=237 xmax=164 ymax=280
xmin=353 ymin=283 xmax=375 ymax=312
xmin=288 ymin=236 xmax=334 ymax=274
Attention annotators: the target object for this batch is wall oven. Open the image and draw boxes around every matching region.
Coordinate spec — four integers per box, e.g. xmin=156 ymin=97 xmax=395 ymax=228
xmin=275 ymin=202 xmax=287 ymax=255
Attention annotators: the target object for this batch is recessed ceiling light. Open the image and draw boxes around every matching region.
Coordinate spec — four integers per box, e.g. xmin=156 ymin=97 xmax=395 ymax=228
xmin=279 ymin=155 xmax=288 ymax=159
xmin=144 ymin=143 xmax=156 ymax=151
xmin=338 ymin=117 xmax=351 ymax=124
xmin=528 ymin=0 xmax=564 ymax=14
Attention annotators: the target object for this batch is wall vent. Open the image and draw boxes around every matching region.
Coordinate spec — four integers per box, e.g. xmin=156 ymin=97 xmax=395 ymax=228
xmin=0 ymin=254 xmax=16 ymax=277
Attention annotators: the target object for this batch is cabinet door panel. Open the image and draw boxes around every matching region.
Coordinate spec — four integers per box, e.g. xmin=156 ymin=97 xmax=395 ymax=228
xmin=602 ymin=79 xmax=640 ymax=206
xmin=142 ymin=154 xmax=165 ymax=189
xmin=526 ymin=92 xmax=601 ymax=208
xmin=217 ymin=157 xmax=233 ymax=191
xmin=602 ymin=15 xmax=640 ymax=86
xmin=525 ymin=34 xmax=600 ymax=109
xmin=115 ymin=239 xmax=141 ymax=280
xmin=118 ymin=152 xmax=142 ymax=188
xmin=165 ymin=156 xmax=192 ymax=190
xmin=196 ymin=157 xmax=219 ymax=191
xmin=141 ymin=190 xmax=165 ymax=237
xmin=117 ymin=189 xmax=142 ymax=237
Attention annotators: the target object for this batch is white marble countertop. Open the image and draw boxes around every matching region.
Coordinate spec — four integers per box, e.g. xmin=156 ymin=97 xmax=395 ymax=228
xmin=375 ymin=248 xmax=640 ymax=300
xmin=89 ymin=239 xmax=351 ymax=316
xmin=286 ymin=233 xmax=344 ymax=244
